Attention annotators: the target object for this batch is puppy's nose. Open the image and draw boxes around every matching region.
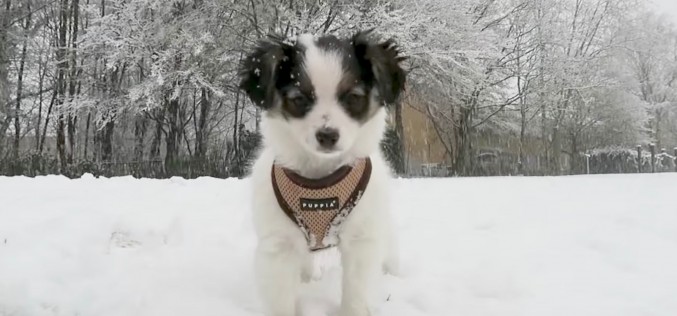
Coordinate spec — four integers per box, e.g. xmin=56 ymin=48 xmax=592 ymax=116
xmin=315 ymin=128 xmax=339 ymax=149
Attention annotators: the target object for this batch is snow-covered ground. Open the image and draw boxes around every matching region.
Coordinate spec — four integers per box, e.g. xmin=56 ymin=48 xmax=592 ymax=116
xmin=1 ymin=174 xmax=676 ymax=316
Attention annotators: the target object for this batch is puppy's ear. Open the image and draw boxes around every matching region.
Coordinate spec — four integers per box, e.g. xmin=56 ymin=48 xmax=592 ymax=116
xmin=352 ymin=30 xmax=407 ymax=106
xmin=239 ymin=35 xmax=294 ymax=109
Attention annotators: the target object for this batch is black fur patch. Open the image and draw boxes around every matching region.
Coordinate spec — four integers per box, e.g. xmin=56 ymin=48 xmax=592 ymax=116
xmin=239 ymin=35 xmax=314 ymax=116
xmin=351 ymin=30 xmax=407 ymax=106
xmin=239 ymin=35 xmax=287 ymax=109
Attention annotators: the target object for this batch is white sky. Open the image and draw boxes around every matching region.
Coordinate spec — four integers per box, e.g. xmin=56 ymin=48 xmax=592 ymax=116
xmin=651 ymin=0 xmax=677 ymax=25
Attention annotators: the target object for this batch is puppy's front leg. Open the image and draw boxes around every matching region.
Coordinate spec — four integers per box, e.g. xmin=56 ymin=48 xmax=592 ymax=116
xmin=339 ymin=237 xmax=382 ymax=316
xmin=256 ymin=236 xmax=307 ymax=316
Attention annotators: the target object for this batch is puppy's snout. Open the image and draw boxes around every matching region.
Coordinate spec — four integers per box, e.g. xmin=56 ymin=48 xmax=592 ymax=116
xmin=315 ymin=127 xmax=339 ymax=149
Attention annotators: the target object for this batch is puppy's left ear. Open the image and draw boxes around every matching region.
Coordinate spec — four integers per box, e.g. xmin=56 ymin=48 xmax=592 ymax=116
xmin=352 ymin=31 xmax=407 ymax=106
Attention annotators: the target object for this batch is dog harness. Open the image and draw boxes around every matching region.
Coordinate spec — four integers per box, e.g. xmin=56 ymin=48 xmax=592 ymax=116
xmin=271 ymin=158 xmax=372 ymax=251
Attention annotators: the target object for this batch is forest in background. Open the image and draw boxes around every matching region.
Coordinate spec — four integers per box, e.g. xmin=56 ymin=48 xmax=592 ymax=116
xmin=1 ymin=0 xmax=676 ymax=178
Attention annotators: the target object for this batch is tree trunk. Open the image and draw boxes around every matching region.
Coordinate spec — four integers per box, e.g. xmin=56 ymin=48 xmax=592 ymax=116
xmin=515 ymin=31 xmax=527 ymax=175
xmin=134 ymin=115 xmax=147 ymax=161
xmin=13 ymin=3 xmax=30 ymax=161
xmin=569 ymin=133 xmax=579 ymax=175
xmin=653 ymin=109 xmax=662 ymax=150
xmin=453 ymin=90 xmax=478 ymax=176
xmin=67 ymin=0 xmax=80 ymax=163
xmin=0 ymin=0 xmax=13 ymax=155
xmin=550 ymin=125 xmax=561 ymax=174
xmin=550 ymin=89 xmax=572 ymax=175
xmin=56 ymin=115 xmax=66 ymax=167
xmin=83 ymin=113 xmax=91 ymax=159
xmin=88 ymin=0 xmax=103 ymax=162
xmin=518 ymin=87 xmax=527 ymax=175
xmin=100 ymin=121 xmax=114 ymax=161
xmin=66 ymin=117 xmax=76 ymax=162
xmin=164 ymin=96 xmax=180 ymax=173
xmin=56 ymin=0 xmax=70 ymax=170
xmin=536 ymin=0 xmax=549 ymax=175
xmin=195 ymin=88 xmax=210 ymax=159
xmin=39 ymin=91 xmax=57 ymax=154
xmin=36 ymin=41 xmax=46 ymax=150
xmin=455 ymin=106 xmax=474 ymax=176
xmin=92 ymin=122 xmax=100 ymax=161
xmin=150 ymin=109 xmax=164 ymax=160
xmin=132 ymin=60 xmax=146 ymax=162
xmin=96 ymin=64 xmax=123 ymax=163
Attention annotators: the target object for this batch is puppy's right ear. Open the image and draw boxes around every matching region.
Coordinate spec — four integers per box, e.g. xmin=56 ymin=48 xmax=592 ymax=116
xmin=239 ymin=35 xmax=293 ymax=109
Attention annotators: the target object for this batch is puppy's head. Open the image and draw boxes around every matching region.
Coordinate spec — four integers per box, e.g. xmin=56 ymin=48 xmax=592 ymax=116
xmin=239 ymin=31 xmax=406 ymax=159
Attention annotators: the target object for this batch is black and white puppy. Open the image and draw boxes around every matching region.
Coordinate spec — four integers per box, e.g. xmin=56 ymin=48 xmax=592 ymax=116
xmin=240 ymin=31 xmax=406 ymax=316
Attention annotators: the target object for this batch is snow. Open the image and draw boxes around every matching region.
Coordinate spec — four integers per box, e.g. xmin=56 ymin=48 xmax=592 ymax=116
xmin=1 ymin=174 xmax=677 ymax=316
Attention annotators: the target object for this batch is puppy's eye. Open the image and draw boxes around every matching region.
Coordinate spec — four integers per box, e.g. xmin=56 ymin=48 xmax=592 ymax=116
xmin=283 ymin=95 xmax=311 ymax=118
xmin=340 ymin=92 xmax=368 ymax=118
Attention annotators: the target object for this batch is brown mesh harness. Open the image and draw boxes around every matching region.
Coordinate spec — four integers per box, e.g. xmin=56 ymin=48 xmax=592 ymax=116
xmin=271 ymin=158 xmax=372 ymax=251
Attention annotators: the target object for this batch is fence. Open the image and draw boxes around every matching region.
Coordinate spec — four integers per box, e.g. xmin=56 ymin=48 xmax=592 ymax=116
xmin=587 ymin=146 xmax=677 ymax=175
xmin=0 ymin=154 xmax=240 ymax=179
xmin=412 ymin=146 xmax=677 ymax=177
xmin=412 ymin=148 xmax=559 ymax=177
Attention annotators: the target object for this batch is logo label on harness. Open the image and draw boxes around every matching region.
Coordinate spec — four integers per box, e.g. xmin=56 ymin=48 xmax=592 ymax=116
xmin=300 ymin=197 xmax=339 ymax=211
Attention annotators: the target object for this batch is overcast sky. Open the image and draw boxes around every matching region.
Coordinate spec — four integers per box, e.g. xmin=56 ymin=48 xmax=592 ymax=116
xmin=651 ymin=0 xmax=677 ymax=25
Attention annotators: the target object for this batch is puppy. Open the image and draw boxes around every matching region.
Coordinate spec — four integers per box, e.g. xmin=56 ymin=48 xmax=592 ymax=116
xmin=239 ymin=31 xmax=406 ymax=316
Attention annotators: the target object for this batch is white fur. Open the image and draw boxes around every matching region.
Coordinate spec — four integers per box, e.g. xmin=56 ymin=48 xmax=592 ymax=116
xmin=277 ymin=34 xmax=363 ymax=165
xmin=250 ymin=36 xmax=399 ymax=316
